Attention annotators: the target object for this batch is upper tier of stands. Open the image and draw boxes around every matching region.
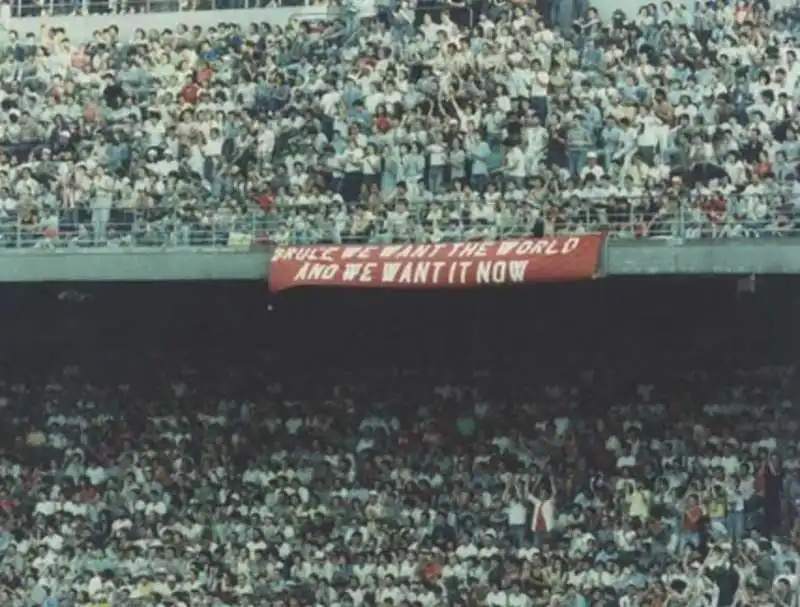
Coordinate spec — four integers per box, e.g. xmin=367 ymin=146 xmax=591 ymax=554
xmin=0 ymin=0 xmax=797 ymax=248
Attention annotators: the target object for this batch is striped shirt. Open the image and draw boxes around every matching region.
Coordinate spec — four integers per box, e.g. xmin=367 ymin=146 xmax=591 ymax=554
xmin=567 ymin=123 xmax=593 ymax=150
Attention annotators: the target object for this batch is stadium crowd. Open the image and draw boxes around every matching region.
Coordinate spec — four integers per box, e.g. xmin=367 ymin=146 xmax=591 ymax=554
xmin=0 ymin=0 xmax=799 ymax=246
xmin=9 ymin=357 xmax=800 ymax=606
xmin=0 ymin=280 xmax=795 ymax=607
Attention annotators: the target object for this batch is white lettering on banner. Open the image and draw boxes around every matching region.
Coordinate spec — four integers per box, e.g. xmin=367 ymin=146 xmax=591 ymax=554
xmin=277 ymin=238 xmax=582 ymax=268
xmin=377 ymin=239 xmax=580 ymax=261
xmin=342 ymin=263 xmax=378 ymax=282
xmin=379 ymin=260 xmax=529 ymax=285
xmin=280 ymin=237 xmax=589 ymax=287
xmin=379 ymin=243 xmax=449 ymax=260
xmin=476 ymin=260 xmax=529 ymax=284
xmin=449 ymin=242 xmax=490 ymax=258
xmin=341 ymin=246 xmax=379 ymax=260
xmin=382 ymin=261 xmax=451 ymax=284
xmin=497 ymin=237 xmax=580 ymax=257
xmin=293 ymin=262 xmax=340 ymax=281
xmin=274 ymin=247 xmax=337 ymax=263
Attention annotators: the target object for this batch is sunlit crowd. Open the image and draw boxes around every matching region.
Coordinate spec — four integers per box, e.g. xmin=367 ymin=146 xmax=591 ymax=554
xmin=0 ymin=0 xmax=797 ymax=247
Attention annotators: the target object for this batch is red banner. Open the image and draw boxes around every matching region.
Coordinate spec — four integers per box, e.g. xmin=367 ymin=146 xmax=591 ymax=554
xmin=268 ymin=235 xmax=604 ymax=292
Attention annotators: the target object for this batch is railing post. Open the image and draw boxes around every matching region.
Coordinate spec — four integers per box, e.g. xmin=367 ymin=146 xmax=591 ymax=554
xmin=249 ymin=213 xmax=254 ymax=248
xmin=15 ymin=215 xmax=20 ymax=249
xmin=628 ymin=197 xmax=635 ymax=236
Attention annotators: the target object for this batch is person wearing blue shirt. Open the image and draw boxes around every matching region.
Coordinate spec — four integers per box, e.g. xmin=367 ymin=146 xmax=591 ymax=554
xmin=348 ymin=102 xmax=372 ymax=130
xmin=580 ymin=99 xmax=603 ymax=137
xmin=564 ymin=587 xmax=589 ymax=607
xmin=566 ymin=114 xmax=593 ymax=178
xmin=467 ymin=131 xmax=492 ymax=192
xmin=774 ymin=151 xmax=796 ymax=182
xmin=601 ymin=116 xmax=624 ymax=172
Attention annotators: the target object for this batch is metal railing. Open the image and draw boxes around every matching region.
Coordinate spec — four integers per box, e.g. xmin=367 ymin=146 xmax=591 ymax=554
xmin=0 ymin=192 xmax=797 ymax=250
xmin=0 ymin=209 xmax=273 ymax=249
xmin=11 ymin=0 xmax=319 ymax=15
xmin=264 ymin=191 xmax=800 ymax=244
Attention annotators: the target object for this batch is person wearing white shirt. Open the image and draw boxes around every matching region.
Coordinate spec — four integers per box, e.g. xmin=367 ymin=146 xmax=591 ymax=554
xmin=86 ymin=465 xmax=107 ymax=485
xmin=506 ymin=588 xmax=531 ymax=607
xmin=580 ymin=153 xmax=605 ymax=181
xmin=486 ymin=590 xmax=508 ymax=606
xmin=361 ymin=144 xmax=382 ymax=189
xmin=364 ymin=87 xmax=385 ymax=115
xmin=342 ymin=140 xmax=365 ymax=202
xmin=723 ymin=152 xmax=749 ymax=187
xmin=635 ymin=116 xmax=660 ymax=164
xmin=427 ymin=133 xmax=447 ymax=194
xmin=203 ymin=128 xmax=223 ymax=158
xmin=455 ymin=543 xmax=478 ymax=560
xmin=320 ymin=89 xmax=342 ymax=117
xmin=725 ymin=476 xmax=746 ymax=540
xmin=627 ymin=485 xmax=652 ymax=521
xmin=529 ymin=59 xmax=549 ymax=118
xmin=504 ymin=145 xmax=526 ymax=187
xmin=504 ymin=480 xmax=528 ymax=547
xmin=675 ymin=96 xmax=698 ymax=121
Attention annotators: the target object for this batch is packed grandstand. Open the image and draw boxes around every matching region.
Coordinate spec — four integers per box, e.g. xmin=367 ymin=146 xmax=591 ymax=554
xmin=0 ymin=278 xmax=796 ymax=607
xmin=0 ymin=0 xmax=799 ymax=606
xmin=0 ymin=0 xmax=795 ymax=247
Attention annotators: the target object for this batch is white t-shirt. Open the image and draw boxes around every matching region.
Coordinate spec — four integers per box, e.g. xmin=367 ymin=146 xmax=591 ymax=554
xmin=506 ymin=501 xmax=526 ymax=525
xmin=505 ymin=147 xmax=526 ymax=178
xmin=428 ymin=143 xmax=447 ymax=166
xmin=530 ymin=71 xmax=549 ymax=97
xmin=344 ymin=147 xmax=365 ymax=172
xmin=486 ymin=591 xmax=509 ymax=606
xmin=362 ymin=154 xmax=381 ymax=175
xmin=580 ymin=164 xmax=605 ymax=180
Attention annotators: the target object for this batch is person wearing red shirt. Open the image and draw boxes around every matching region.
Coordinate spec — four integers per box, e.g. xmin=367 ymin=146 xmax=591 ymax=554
xmin=180 ymin=75 xmax=201 ymax=105
xmin=196 ymin=64 xmax=214 ymax=86
xmin=420 ymin=560 xmax=442 ymax=582
xmin=677 ymin=494 xmax=704 ymax=554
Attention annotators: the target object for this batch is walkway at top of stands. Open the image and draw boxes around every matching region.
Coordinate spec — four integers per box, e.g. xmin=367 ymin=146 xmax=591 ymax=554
xmin=3 ymin=1 xmax=376 ymax=39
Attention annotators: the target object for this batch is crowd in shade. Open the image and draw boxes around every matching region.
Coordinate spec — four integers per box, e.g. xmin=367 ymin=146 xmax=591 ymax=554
xmin=3 ymin=0 xmax=800 ymax=247
xmin=0 ymin=279 xmax=799 ymax=607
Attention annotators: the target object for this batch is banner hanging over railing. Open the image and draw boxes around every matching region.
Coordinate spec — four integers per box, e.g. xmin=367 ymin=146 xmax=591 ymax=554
xmin=268 ymin=235 xmax=604 ymax=292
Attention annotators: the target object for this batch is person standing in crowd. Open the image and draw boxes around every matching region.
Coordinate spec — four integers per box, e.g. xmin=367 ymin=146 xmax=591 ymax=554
xmin=761 ymin=453 xmax=784 ymax=539
xmin=503 ymin=476 xmax=528 ymax=548
xmin=528 ymin=474 xmax=557 ymax=549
